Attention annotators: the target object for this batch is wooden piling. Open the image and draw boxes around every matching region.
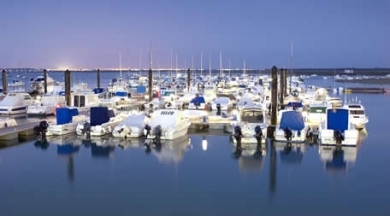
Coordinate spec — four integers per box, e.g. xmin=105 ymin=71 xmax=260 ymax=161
xmin=2 ymin=69 xmax=7 ymax=94
xmin=279 ymin=68 xmax=285 ymax=108
xmin=97 ymin=69 xmax=101 ymax=89
xmin=148 ymin=68 xmax=153 ymax=102
xmin=65 ymin=69 xmax=71 ymax=106
xmin=267 ymin=66 xmax=278 ymax=139
xmin=187 ymin=68 xmax=191 ymax=92
xmin=43 ymin=69 xmax=48 ymax=94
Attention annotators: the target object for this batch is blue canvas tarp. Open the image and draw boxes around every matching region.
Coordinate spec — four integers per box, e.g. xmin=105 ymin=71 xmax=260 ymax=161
xmin=115 ymin=91 xmax=127 ymax=97
xmin=93 ymin=88 xmax=104 ymax=94
xmin=190 ymin=96 xmax=205 ymax=105
xmin=136 ymin=86 xmax=146 ymax=94
xmin=279 ymin=111 xmax=305 ymax=131
xmin=90 ymin=106 xmax=114 ymax=126
xmin=287 ymin=102 xmax=303 ymax=108
xmin=327 ymin=108 xmax=349 ymax=132
xmin=56 ymin=107 xmax=79 ymax=125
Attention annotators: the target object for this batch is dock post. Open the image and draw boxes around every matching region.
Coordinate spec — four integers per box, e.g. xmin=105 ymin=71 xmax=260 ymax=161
xmin=148 ymin=68 xmax=153 ymax=102
xmin=187 ymin=68 xmax=191 ymax=92
xmin=267 ymin=66 xmax=278 ymax=139
xmin=97 ymin=69 xmax=101 ymax=89
xmin=279 ymin=68 xmax=285 ymax=109
xmin=65 ymin=69 xmax=71 ymax=106
xmin=43 ymin=69 xmax=48 ymax=94
xmin=2 ymin=69 xmax=7 ymax=94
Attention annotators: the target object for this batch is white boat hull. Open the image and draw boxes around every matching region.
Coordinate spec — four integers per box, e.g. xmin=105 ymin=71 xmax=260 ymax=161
xmin=319 ymin=129 xmax=359 ymax=146
xmin=27 ymin=106 xmax=55 ymax=116
xmin=46 ymin=122 xmax=80 ymax=136
xmin=274 ymin=126 xmax=309 ymax=143
xmin=145 ymin=121 xmax=191 ymax=140
xmin=76 ymin=121 xmax=122 ymax=137
xmin=0 ymin=106 xmax=27 ymax=115
xmin=112 ymin=125 xmax=145 ymax=138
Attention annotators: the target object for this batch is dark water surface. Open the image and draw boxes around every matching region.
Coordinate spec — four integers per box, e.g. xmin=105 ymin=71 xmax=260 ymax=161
xmin=1 ymin=75 xmax=390 ymax=215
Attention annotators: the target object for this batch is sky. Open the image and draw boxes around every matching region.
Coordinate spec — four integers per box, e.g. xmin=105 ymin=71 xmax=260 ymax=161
xmin=0 ymin=0 xmax=389 ymax=69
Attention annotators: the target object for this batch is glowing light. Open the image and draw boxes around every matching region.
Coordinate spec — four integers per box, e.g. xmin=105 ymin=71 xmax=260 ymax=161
xmin=202 ymin=139 xmax=208 ymax=151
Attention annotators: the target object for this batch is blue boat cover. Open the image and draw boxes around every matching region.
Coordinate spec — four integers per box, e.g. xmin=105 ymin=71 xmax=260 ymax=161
xmin=190 ymin=96 xmax=205 ymax=105
xmin=114 ymin=91 xmax=127 ymax=97
xmin=238 ymin=84 xmax=247 ymax=88
xmin=90 ymin=106 xmax=115 ymax=126
xmin=287 ymin=102 xmax=303 ymax=108
xmin=93 ymin=88 xmax=104 ymax=94
xmin=136 ymin=86 xmax=146 ymax=93
xmin=57 ymin=144 xmax=80 ymax=156
xmin=327 ymin=108 xmax=349 ymax=132
xmin=279 ymin=111 xmax=305 ymax=131
xmin=56 ymin=107 xmax=79 ymax=125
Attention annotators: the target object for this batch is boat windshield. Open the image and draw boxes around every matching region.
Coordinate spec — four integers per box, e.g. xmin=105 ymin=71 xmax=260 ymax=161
xmin=309 ymin=107 xmax=326 ymax=113
xmin=240 ymin=111 xmax=264 ymax=123
xmin=350 ymin=110 xmax=365 ymax=115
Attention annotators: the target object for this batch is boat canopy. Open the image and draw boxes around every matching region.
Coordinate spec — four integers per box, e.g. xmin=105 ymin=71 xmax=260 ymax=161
xmin=56 ymin=107 xmax=79 ymax=125
xmin=287 ymin=102 xmax=303 ymax=108
xmin=214 ymin=97 xmax=230 ymax=104
xmin=326 ymin=108 xmax=349 ymax=132
xmin=90 ymin=106 xmax=115 ymax=126
xmin=117 ymin=114 xmax=147 ymax=127
xmin=150 ymin=109 xmax=180 ymax=128
xmin=190 ymin=96 xmax=205 ymax=105
xmin=279 ymin=111 xmax=305 ymax=131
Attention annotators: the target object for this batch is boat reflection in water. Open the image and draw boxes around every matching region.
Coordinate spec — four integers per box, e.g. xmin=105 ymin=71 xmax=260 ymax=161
xmin=273 ymin=141 xmax=307 ymax=165
xmin=319 ymin=131 xmax=367 ymax=174
xmin=232 ymin=140 xmax=267 ymax=173
xmin=145 ymin=135 xmax=191 ymax=164
xmin=75 ymin=136 xmax=115 ymax=159
xmin=45 ymin=134 xmax=79 ymax=182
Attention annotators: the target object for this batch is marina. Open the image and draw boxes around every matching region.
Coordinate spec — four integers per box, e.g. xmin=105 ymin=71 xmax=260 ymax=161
xmin=0 ymin=68 xmax=389 ymax=215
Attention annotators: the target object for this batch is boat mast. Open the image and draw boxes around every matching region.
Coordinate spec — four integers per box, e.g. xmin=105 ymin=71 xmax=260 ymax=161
xmin=243 ymin=59 xmax=246 ymax=75
xmin=139 ymin=48 xmax=142 ymax=76
xmin=170 ymin=49 xmax=173 ymax=81
xmin=209 ymin=55 xmax=211 ymax=76
xmin=200 ymin=53 xmax=203 ymax=76
xmin=229 ymin=57 xmax=231 ymax=76
xmin=289 ymin=41 xmax=293 ymax=94
xmin=119 ymin=52 xmax=123 ymax=78
xmin=219 ymin=51 xmax=223 ymax=76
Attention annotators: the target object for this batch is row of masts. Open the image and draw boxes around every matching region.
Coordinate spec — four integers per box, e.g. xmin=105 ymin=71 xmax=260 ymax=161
xmin=118 ymin=41 xmax=294 ymax=80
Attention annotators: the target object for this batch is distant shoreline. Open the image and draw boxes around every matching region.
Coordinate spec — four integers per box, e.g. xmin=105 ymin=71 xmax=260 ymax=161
xmin=2 ymin=68 xmax=390 ymax=76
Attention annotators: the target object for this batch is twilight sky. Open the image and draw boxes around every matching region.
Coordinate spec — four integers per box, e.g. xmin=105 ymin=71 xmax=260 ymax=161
xmin=1 ymin=0 xmax=389 ymax=69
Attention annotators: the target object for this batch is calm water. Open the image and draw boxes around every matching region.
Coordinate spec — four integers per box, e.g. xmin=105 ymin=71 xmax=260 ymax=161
xmin=1 ymin=75 xmax=390 ymax=215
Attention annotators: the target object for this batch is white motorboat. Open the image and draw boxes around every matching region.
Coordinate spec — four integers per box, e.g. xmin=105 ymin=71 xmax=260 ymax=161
xmin=274 ymin=110 xmax=309 ymax=143
xmin=30 ymin=75 xmax=56 ymax=94
xmin=211 ymin=96 xmax=233 ymax=114
xmin=305 ymin=103 xmax=327 ymax=126
xmin=76 ymin=106 xmax=127 ymax=137
xmin=27 ymin=95 xmax=65 ymax=116
xmin=70 ymin=92 xmax=100 ymax=111
xmin=318 ymin=107 xmax=359 ymax=146
xmin=0 ymin=93 xmax=34 ymax=114
xmin=343 ymin=102 xmax=369 ymax=130
xmin=143 ymin=109 xmax=191 ymax=140
xmin=112 ymin=114 xmax=150 ymax=138
xmin=231 ymin=107 xmax=268 ymax=144
xmin=46 ymin=107 xmax=88 ymax=136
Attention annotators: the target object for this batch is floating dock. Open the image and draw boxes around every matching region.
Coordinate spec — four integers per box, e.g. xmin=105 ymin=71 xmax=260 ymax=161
xmin=344 ymin=87 xmax=387 ymax=94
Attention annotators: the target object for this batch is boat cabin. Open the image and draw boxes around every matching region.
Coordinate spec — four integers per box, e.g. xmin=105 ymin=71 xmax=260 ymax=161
xmin=240 ymin=108 xmax=265 ymax=123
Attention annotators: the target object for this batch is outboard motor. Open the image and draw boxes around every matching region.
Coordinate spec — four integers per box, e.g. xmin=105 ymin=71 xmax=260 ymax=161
xmin=153 ymin=125 xmax=162 ymax=143
xmin=33 ymin=121 xmax=49 ymax=141
xmin=233 ymin=125 xmax=243 ymax=146
xmin=81 ymin=122 xmax=91 ymax=136
xmin=254 ymin=125 xmax=263 ymax=144
xmin=144 ymin=124 xmax=151 ymax=138
xmin=333 ymin=130 xmax=344 ymax=145
xmin=216 ymin=104 xmax=221 ymax=116
xmin=284 ymin=127 xmax=293 ymax=142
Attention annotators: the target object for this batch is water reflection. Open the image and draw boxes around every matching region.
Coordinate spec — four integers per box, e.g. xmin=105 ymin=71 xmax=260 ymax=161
xmin=145 ymin=135 xmax=191 ymax=164
xmin=319 ymin=131 xmax=367 ymax=175
xmin=232 ymin=141 xmax=267 ymax=173
xmin=76 ymin=136 xmax=116 ymax=159
xmin=274 ymin=141 xmax=307 ymax=165
xmin=46 ymin=134 xmax=79 ymax=183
